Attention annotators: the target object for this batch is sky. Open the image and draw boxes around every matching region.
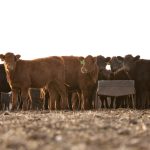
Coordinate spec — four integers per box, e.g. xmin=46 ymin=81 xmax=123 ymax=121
xmin=0 ymin=0 xmax=150 ymax=63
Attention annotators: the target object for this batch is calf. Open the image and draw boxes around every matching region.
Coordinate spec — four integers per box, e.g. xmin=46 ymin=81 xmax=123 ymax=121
xmin=81 ymin=55 xmax=99 ymax=109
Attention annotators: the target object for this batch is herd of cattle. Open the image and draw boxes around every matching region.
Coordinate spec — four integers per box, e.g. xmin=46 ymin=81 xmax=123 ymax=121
xmin=0 ymin=52 xmax=149 ymax=111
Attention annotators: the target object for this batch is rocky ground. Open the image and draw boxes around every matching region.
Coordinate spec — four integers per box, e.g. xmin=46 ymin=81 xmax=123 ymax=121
xmin=0 ymin=109 xmax=150 ymax=150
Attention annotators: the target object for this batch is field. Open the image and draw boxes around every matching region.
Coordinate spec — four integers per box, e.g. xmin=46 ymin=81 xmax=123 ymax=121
xmin=0 ymin=109 xmax=150 ymax=150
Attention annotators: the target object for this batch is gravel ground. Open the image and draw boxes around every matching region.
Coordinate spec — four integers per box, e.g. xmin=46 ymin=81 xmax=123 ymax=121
xmin=0 ymin=109 xmax=150 ymax=150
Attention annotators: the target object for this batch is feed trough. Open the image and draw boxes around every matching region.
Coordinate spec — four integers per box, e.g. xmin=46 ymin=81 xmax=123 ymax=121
xmin=96 ymin=80 xmax=135 ymax=108
xmin=97 ymin=80 xmax=135 ymax=97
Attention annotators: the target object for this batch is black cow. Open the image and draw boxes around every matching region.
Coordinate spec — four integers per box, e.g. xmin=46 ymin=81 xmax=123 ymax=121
xmin=96 ymin=55 xmax=111 ymax=108
xmin=109 ymin=56 xmax=124 ymax=72
xmin=122 ymin=54 xmax=150 ymax=109
xmin=0 ymin=64 xmax=11 ymax=110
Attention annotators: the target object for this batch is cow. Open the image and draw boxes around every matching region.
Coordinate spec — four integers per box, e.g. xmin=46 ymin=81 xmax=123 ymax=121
xmin=121 ymin=54 xmax=150 ymax=109
xmin=109 ymin=56 xmax=131 ymax=108
xmin=61 ymin=56 xmax=84 ymax=110
xmin=52 ymin=56 xmax=97 ymax=110
xmin=0 ymin=64 xmax=11 ymax=110
xmin=81 ymin=55 xmax=99 ymax=109
xmin=96 ymin=55 xmax=111 ymax=108
xmin=0 ymin=52 xmax=68 ymax=111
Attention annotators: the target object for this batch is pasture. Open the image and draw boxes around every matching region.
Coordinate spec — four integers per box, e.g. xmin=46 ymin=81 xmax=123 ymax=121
xmin=0 ymin=109 xmax=150 ymax=150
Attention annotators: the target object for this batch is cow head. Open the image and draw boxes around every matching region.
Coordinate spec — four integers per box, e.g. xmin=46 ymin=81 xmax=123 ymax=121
xmin=123 ymin=54 xmax=140 ymax=72
xmin=97 ymin=55 xmax=111 ymax=71
xmin=0 ymin=53 xmax=21 ymax=72
xmin=109 ymin=56 xmax=124 ymax=72
xmin=81 ymin=55 xmax=97 ymax=74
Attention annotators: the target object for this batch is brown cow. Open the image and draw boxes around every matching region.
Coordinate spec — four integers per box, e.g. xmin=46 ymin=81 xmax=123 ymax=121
xmin=81 ymin=55 xmax=99 ymax=109
xmin=51 ymin=56 xmax=97 ymax=110
xmin=0 ymin=52 xmax=68 ymax=111
xmin=61 ymin=56 xmax=84 ymax=110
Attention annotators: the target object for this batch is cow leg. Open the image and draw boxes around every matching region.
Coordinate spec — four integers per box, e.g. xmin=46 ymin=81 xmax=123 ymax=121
xmin=83 ymin=97 xmax=90 ymax=110
xmin=54 ymin=81 xmax=68 ymax=110
xmin=68 ymin=92 xmax=73 ymax=110
xmin=11 ymin=89 xmax=19 ymax=111
xmin=94 ymin=93 xmax=99 ymax=109
xmin=4 ymin=103 xmax=7 ymax=111
xmin=105 ymin=97 xmax=109 ymax=108
xmin=48 ymin=87 xmax=60 ymax=110
xmin=55 ymin=94 xmax=61 ymax=110
xmin=72 ymin=92 xmax=78 ymax=110
xmin=110 ymin=97 xmax=114 ymax=108
xmin=60 ymin=89 xmax=68 ymax=110
xmin=44 ymin=91 xmax=49 ymax=110
xmin=89 ymin=95 xmax=93 ymax=109
xmin=82 ymin=91 xmax=90 ymax=110
xmin=136 ymin=89 xmax=141 ymax=109
xmin=21 ymin=88 xmax=29 ymax=111
xmin=17 ymin=92 xmax=22 ymax=110
xmin=115 ymin=97 xmax=121 ymax=108
xmin=124 ymin=97 xmax=128 ymax=108
xmin=77 ymin=91 xmax=82 ymax=110
xmin=49 ymin=95 xmax=56 ymax=110
xmin=0 ymin=93 xmax=2 ymax=110
xmin=28 ymin=97 xmax=32 ymax=110
xmin=100 ymin=96 xmax=104 ymax=108
xmin=120 ymin=97 xmax=125 ymax=108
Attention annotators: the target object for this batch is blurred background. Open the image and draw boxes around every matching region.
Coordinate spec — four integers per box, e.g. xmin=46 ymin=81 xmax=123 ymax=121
xmin=0 ymin=0 xmax=150 ymax=62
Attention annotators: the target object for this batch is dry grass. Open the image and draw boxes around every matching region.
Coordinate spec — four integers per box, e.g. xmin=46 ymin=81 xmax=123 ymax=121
xmin=0 ymin=109 xmax=150 ymax=150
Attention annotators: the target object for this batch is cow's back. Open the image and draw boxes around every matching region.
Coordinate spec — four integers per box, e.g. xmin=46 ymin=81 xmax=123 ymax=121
xmin=11 ymin=57 xmax=65 ymax=88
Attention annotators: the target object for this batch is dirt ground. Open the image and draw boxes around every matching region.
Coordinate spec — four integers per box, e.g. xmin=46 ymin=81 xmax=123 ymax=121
xmin=0 ymin=109 xmax=150 ymax=150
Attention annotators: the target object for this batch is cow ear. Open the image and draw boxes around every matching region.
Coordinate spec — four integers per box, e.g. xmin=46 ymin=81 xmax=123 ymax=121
xmin=105 ymin=57 xmax=111 ymax=62
xmin=117 ymin=56 xmax=124 ymax=61
xmin=15 ymin=54 xmax=21 ymax=61
xmin=134 ymin=55 xmax=140 ymax=61
xmin=0 ymin=54 xmax=5 ymax=61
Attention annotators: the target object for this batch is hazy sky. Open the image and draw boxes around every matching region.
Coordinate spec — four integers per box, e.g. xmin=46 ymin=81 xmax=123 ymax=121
xmin=0 ymin=0 xmax=150 ymax=62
